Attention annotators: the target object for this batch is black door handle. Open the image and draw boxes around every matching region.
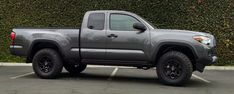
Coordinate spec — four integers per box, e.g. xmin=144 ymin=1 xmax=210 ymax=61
xmin=107 ymin=34 xmax=118 ymax=38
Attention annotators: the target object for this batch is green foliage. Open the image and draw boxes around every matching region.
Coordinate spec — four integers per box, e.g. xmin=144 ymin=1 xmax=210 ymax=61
xmin=0 ymin=0 xmax=233 ymax=65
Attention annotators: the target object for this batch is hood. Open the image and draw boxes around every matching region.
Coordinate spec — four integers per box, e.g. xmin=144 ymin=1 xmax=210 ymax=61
xmin=154 ymin=29 xmax=212 ymax=37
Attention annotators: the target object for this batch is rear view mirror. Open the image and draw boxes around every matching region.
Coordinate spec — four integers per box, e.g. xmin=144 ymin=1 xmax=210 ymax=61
xmin=133 ymin=23 xmax=146 ymax=32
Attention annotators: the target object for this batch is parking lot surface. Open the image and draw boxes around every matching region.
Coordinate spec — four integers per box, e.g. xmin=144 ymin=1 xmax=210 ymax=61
xmin=0 ymin=66 xmax=234 ymax=94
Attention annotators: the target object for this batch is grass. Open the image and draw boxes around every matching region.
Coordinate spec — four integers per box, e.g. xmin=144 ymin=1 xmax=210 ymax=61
xmin=0 ymin=52 xmax=24 ymax=62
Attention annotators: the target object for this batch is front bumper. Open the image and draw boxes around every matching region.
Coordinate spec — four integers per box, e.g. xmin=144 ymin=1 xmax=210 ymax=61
xmin=195 ymin=47 xmax=217 ymax=72
xmin=212 ymin=56 xmax=218 ymax=63
xmin=197 ymin=55 xmax=217 ymax=65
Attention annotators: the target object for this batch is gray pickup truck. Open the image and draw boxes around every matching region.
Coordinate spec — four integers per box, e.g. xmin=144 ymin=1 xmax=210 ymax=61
xmin=10 ymin=10 xmax=217 ymax=85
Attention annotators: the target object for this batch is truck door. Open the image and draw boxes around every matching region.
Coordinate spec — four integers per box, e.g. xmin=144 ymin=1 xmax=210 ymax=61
xmin=80 ymin=12 xmax=107 ymax=59
xmin=106 ymin=13 xmax=150 ymax=61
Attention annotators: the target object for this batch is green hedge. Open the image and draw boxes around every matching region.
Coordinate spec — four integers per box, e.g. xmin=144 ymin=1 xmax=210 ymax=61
xmin=0 ymin=0 xmax=233 ymax=65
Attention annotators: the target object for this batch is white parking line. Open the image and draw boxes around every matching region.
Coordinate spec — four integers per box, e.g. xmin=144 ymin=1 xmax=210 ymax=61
xmin=108 ymin=67 xmax=119 ymax=80
xmin=192 ymin=74 xmax=210 ymax=83
xmin=10 ymin=72 xmax=34 ymax=79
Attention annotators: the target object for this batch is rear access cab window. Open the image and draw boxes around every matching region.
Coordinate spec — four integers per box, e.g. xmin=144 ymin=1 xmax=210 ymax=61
xmin=87 ymin=13 xmax=105 ymax=30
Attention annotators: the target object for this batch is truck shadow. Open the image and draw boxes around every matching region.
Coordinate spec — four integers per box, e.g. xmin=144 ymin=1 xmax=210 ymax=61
xmin=25 ymin=72 xmax=211 ymax=88
xmin=58 ymin=72 xmax=210 ymax=87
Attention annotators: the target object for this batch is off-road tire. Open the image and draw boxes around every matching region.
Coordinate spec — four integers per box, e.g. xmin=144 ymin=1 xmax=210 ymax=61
xmin=32 ymin=49 xmax=63 ymax=79
xmin=156 ymin=51 xmax=193 ymax=86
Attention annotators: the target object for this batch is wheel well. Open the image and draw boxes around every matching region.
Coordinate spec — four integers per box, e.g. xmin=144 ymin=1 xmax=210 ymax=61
xmin=26 ymin=42 xmax=62 ymax=63
xmin=155 ymin=44 xmax=197 ymax=70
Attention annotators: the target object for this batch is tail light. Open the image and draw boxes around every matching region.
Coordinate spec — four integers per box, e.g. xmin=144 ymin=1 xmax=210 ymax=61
xmin=10 ymin=32 xmax=16 ymax=40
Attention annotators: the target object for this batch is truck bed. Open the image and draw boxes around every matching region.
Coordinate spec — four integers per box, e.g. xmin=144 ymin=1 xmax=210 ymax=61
xmin=11 ymin=27 xmax=80 ymax=60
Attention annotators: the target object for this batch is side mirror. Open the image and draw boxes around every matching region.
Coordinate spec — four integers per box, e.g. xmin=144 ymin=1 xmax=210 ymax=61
xmin=133 ymin=23 xmax=146 ymax=32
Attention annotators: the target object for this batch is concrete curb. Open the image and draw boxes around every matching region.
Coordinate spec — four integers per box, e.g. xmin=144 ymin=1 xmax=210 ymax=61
xmin=0 ymin=63 xmax=32 ymax=66
xmin=205 ymin=66 xmax=234 ymax=70
xmin=1 ymin=62 xmax=234 ymax=70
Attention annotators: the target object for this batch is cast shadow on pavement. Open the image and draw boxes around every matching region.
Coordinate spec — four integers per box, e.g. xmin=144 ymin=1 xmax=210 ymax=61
xmin=25 ymin=72 xmax=211 ymax=88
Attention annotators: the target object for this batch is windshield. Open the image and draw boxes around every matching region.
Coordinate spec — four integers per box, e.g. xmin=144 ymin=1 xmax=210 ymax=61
xmin=127 ymin=12 xmax=156 ymax=29
xmin=140 ymin=16 xmax=157 ymax=29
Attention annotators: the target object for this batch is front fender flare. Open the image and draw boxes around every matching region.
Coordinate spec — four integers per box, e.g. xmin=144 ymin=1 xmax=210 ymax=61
xmin=151 ymin=42 xmax=198 ymax=63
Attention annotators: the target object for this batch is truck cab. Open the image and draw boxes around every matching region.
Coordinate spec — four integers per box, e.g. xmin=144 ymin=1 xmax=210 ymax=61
xmin=80 ymin=10 xmax=153 ymax=65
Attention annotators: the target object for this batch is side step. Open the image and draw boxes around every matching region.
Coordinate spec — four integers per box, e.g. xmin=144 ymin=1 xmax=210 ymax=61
xmin=82 ymin=59 xmax=153 ymax=69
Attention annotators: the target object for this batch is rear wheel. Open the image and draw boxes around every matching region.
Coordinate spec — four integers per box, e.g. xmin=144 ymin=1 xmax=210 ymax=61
xmin=64 ymin=62 xmax=87 ymax=74
xmin=156 ymin=51 xmax=193 ymax=86
xmin=32 ymin=49 xmax=63 ymax=79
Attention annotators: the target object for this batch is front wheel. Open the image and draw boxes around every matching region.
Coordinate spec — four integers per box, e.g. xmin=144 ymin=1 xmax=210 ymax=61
xmin=156 ymin=51 xmax=193 ymax=86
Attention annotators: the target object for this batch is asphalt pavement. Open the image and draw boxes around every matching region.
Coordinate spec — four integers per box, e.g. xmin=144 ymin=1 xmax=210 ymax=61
xmin=0 ymin=65 xmax=234 ymax=94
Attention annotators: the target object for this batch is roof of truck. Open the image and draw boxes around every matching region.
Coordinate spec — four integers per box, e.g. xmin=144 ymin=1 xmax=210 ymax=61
xmin=87 ymin=10 xmax=132 ymax=13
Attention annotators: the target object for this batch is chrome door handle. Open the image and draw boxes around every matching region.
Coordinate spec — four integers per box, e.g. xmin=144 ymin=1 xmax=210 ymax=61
xmin=107 ymin=34 xmax=118 ymax=38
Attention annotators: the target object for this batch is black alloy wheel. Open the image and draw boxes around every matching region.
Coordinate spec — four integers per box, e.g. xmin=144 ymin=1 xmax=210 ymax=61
xmin=156 ymin=51 xmax=193 ymax=86
xmin=33 ymin=49 xmax=63 ymax=79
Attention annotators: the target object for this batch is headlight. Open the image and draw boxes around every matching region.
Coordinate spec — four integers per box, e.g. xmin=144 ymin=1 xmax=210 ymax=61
xmin=193 ymin=35 xmax=211 ymax=45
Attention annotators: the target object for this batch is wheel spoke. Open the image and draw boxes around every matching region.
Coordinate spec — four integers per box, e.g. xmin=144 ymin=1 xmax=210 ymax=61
xmin=165 ymin=70 xmax=171 ymax=76
xmin=163 ymin=59 xmax=183 ymax=80
xmin=38 ymin=57 xmax=53 ymax=73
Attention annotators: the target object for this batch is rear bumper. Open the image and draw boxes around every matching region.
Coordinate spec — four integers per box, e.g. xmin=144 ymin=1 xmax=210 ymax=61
xmin=10 ymin=45 xmax=24 ymax=56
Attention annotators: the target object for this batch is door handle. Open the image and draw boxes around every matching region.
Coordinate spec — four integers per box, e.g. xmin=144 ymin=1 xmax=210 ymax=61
xmin=107 ymin=34 xmax=118 ymax=38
